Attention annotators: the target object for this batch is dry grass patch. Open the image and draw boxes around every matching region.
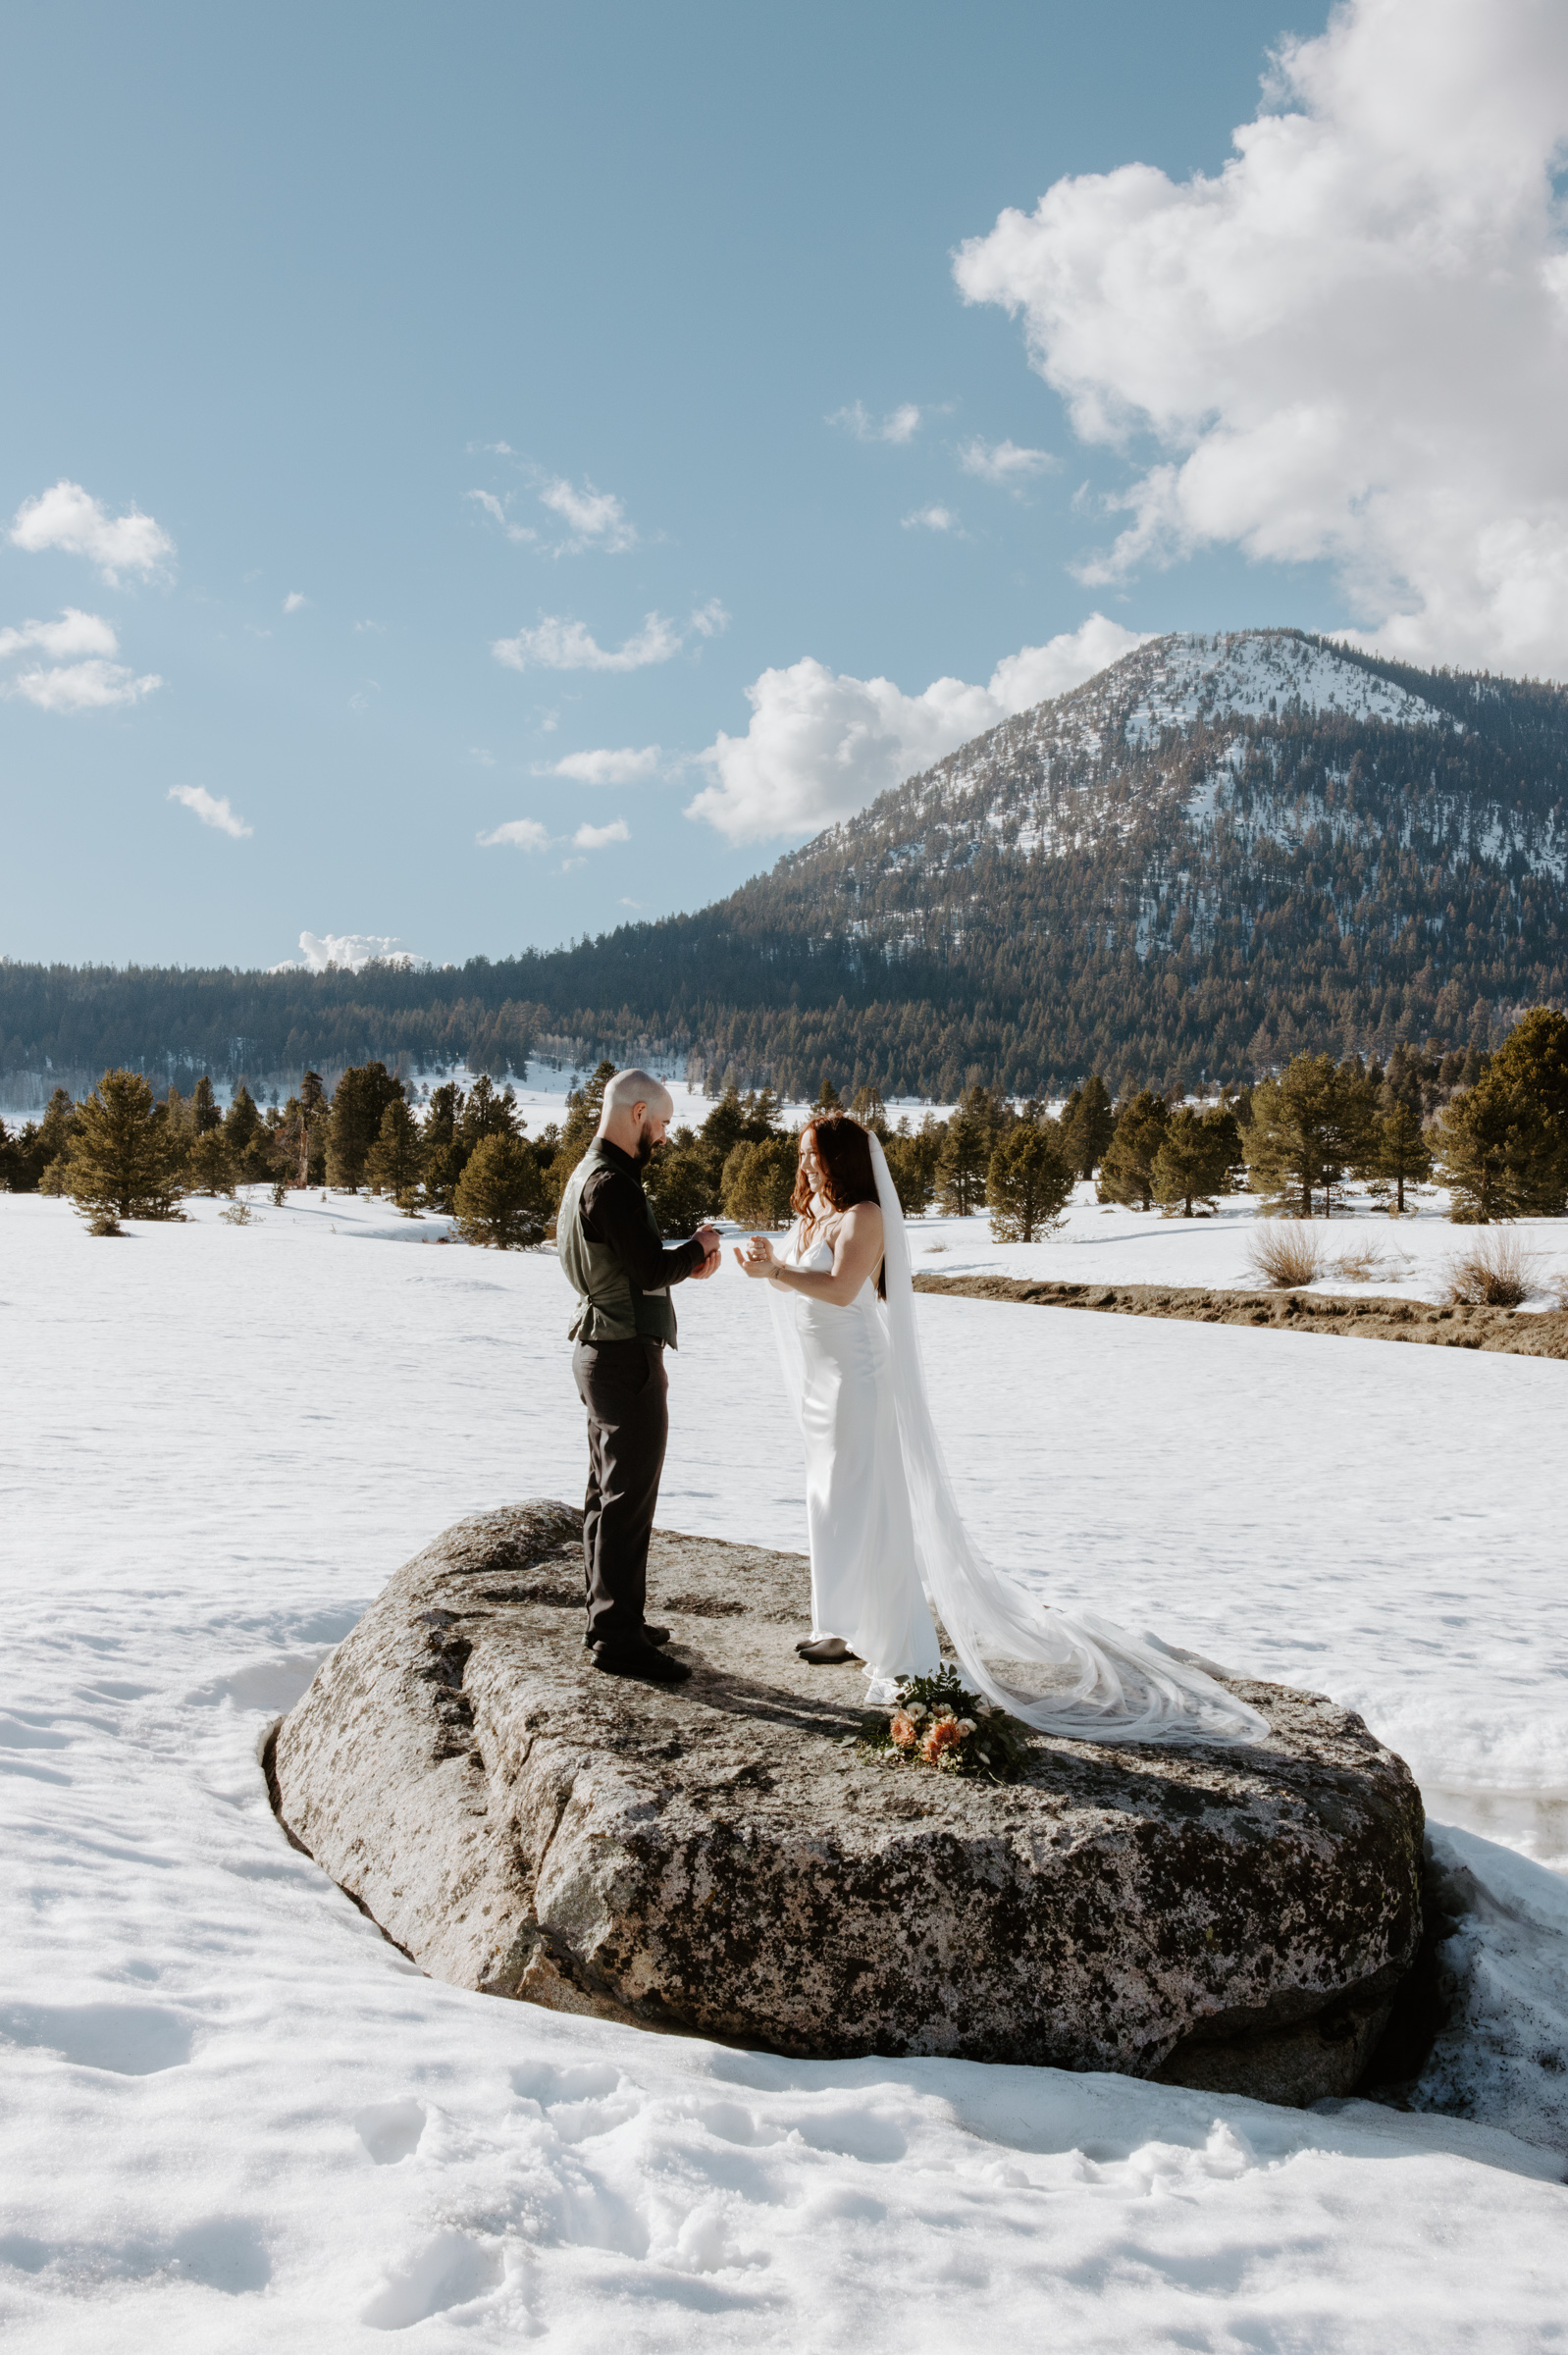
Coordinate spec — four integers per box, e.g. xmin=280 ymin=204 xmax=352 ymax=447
xmin=1244 ymin=1223 xmax=1325 ymax=1289
xmin=1329 ymin=1240 xmax=1411 ymax=1285
xmin=1441 ymin=1230 xmax=1541 ymax=1309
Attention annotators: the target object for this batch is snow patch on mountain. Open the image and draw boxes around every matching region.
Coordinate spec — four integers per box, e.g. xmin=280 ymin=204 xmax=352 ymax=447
xmin=1123 ymin=632 xmax=1455 ymax=746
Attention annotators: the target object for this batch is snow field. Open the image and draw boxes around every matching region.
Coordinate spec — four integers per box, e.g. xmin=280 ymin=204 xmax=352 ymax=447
xmin=2 ymin=1186 xmax=1566 ymax=2348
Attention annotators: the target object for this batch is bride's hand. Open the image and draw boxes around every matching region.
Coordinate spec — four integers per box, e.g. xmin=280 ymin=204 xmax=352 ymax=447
xmin=733 ymin=1235 xmax=777 ymax=1279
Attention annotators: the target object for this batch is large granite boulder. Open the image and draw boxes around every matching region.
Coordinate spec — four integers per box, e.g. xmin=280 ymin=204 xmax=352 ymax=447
xmin=270 ymin=1503 xmax=1425 ymax=2106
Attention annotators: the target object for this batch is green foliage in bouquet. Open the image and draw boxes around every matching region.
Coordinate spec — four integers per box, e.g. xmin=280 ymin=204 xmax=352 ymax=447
xmin=857 ymin=1665 xmax=1030 ymax=1782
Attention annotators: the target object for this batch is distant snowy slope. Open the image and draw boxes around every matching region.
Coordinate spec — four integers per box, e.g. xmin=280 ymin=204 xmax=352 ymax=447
xmin=1121 ymin=630 xmax=1456 ymax=743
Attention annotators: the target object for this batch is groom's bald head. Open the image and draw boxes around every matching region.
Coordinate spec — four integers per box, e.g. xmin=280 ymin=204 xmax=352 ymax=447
xmin=598 ymin=1068 xmax=674 ymax=1163
xmin=601 ymin=1068 xmax=673 ymax=1122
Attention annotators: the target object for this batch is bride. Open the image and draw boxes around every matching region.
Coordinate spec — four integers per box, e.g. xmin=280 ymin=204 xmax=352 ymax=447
xmin=735 ymin=1111 xmax=1268 ymax=1745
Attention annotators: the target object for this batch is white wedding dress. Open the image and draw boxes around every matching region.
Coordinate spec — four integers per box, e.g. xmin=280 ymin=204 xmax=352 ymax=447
xmin=764 ymin=1138 xmax=1270 ymax=1745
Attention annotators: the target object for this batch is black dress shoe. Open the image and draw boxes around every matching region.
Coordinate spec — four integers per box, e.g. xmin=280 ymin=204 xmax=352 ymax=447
xmin=798 ymin=1637 xmax=862 ymax=1665
xmin=584 ymin=1623 xmax=671 ymax=1649
xmin=592 ymin=1641 xmax=692 ymax=1686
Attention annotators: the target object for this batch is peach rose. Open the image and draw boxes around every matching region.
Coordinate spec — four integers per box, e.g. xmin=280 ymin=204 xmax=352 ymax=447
xmin=921 ymin=1718 xmax=967 ymax=1764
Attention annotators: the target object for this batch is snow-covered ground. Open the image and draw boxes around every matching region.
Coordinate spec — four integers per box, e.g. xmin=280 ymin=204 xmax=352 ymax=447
xmin=3 ymin=1184 xmax=1566 ymax=2349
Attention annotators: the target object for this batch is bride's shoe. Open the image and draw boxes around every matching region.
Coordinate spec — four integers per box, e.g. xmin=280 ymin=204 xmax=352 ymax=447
xmin=798 ymin=1637 xmax=861 ymax=1665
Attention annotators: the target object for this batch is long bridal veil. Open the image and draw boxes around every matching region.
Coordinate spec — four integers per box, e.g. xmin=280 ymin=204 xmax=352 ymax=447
xmin=773 ymin=1137 xmax=1269 ymax=1747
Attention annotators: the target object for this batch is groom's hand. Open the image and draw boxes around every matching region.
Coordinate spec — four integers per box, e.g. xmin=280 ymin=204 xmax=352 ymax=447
xmin=694 ymin=1225 xmax=720 ymax=1257
xmin=691 ymin=1247 xmax=721 ymax=1281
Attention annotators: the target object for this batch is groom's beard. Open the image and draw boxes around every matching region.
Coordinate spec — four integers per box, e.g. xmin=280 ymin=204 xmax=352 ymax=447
xmin=634 ymin=1121 xmax=657 ymax=1167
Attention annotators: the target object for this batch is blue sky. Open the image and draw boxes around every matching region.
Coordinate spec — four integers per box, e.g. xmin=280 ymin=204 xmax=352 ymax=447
xmin=5 ymin=0 xmax=1562 ymax=970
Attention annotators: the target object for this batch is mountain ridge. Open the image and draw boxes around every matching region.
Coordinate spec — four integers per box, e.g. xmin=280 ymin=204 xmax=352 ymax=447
xmin=3 ymin=629 xmax=1566 ymax=1099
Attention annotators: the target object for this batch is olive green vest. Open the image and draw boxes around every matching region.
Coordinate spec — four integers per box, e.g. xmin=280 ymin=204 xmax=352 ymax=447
xmin=557 ymin=1140 xmax=678 ymax=1347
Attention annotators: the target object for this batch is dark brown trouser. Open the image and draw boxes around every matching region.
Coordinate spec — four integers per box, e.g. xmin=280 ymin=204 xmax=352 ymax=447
xmin=572 ymin=1336 xmax=669 ymax=1651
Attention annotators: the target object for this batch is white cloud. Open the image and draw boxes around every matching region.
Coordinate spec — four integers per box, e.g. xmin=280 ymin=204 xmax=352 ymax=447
xmin=953 ymin=0 xmax=1568 ymax=674
xmin=478 ymin=818 xmax=551 ymax=851
xmin=544 ymin=745 xmax=662 ymax=785
xmin=829 ymin=400 xmax=923 ymax=445
xmin=0 ymin=605 xmax=161 ymax=712
xmin=353 ymin=618 xmax=385 ymax=635
xmin=478 ymin=811 xmax=631 ymax=852
xmin=466 ymin=487 xmax=538 ymax=546
xmin=276 ymin=931 xmax=419 ymax=972
xmin=536 ymin=477 xmax=637 ymax=553
xmin=468 ymin=471 xmax=638 ymax=554
xmin=470 ymin=746 xmax=496 ymax=766
xmin=4 ymin=658 xmax=162 ymax=712
xmin=10 ymin=480 xmax=176 ymax=583
xmin=283 ymin=591 xmax=308 ymax=614
xmin=958 ymin=438 xmax=1057 ymax=487
xmin=903 ymin=505 xmax=960 ymax=533
xmin=492 ymin=610 xmax=683 ymax=672
xmin=0 ymin=607 xmax=119 ymax=661
xmin=686 ymin=613 xmax=1148 ymax=843
xmin=168 ymin=784 xmax=252 ymax=839
xmin=689 ymin=598 xmax=729 ymax=640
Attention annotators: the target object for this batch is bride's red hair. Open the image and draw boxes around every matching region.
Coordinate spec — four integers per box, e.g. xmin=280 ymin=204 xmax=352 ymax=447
xmin=792 ymin=1111 xmax=879 ymax=1219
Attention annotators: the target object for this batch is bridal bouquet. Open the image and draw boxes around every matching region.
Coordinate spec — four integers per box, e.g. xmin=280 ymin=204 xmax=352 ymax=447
xmin=859 ymin=1667 xmax=1029 ymax=1783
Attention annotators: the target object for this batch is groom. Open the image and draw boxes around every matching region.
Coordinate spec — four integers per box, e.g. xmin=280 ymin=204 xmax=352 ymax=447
xmin=558 ymin=1070 xmax=720 ymax=1687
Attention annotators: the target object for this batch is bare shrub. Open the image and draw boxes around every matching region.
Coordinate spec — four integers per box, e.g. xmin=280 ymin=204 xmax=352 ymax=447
xmin=1244 ymin=1222 xmax=1324 ymax=1289
xmin=1441 ymin=1231 xmax=1541 ymax=1308
xmin=1549 ymin=1266 xmax=1568 ymax=1312
xmin=220 ymin=1199 xmax=255 ymax=1228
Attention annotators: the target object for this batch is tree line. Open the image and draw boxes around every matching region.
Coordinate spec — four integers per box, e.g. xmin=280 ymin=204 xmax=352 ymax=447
xmin=5 ymin=1005 xmax=1564 ymax=1242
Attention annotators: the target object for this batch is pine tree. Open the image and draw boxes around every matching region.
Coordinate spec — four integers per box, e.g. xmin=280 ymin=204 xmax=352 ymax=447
xmin=365 ymin=1097 xmax=424 ymax=1209
xmin=1433 ymin=1064 xmax=1565 ymax=1222
xmin=1359 ymin=1095 xmax=1433 ymax=1214
xmin=935 ymin=1103 xmax=991 ymax=1215
xmin=987 ymin=1121 xmax=1072 ymax=1240
xmin=1060 ymin=1073 xmax=1115 ymax=1179
xmin=296 ymin=1070 xmax=328 ymax=1186
xmin=61 ymin=1070 xmax=186 ymax=1220
xmin=882 ymin=1117 xmax=941 ymax=1215
xmin=698 ymin=1084 xmax=751 ymax=1190
xmin=34 ymin=1087 xmax=78 ymax=1194
xmin=1242 ymin=1055 xmax=1377 ymax=1217
xmin=0 ymin=1116 xmax=47 ymax=1192
xmin=223 ymin=1083 xmax=275 ymax=1186
xmin=190 ymin=1075 xmax=222 ymax=1135
xmin=186 ymin=1126 xmax=236 ymax=1195
xmin=452 ymin=1133 xmax=548 ymax=1247
xmin=325 ymin=1062 xmax=404 ymax=1192
xmin=850 ymin=1084 xmax=888 ymax=1136
xmin=1434 ymin=1006 xmax=1568 ymax=1218
xmin=421 ymin=1080 xmax=469 ymax=1210
xmin=1097 ymin=1091 xmax=1169 ymax=1210
xmin=1151 ymin=1107 xmax=1234 ymax=1217
xmin=644 ymin=1129 xmax=720 ymax=1233
xmin=460 ymin=1073 xmax=519 ymax=1144
xmin=721 ymin=1135 xmax=798 ymax=1228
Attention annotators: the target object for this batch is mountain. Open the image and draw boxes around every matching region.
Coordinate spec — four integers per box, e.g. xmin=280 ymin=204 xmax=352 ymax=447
xmin=4 ymin=630 xmax=1566 ymax=1101
xmin=507 ymin=628 xmax=1568 ymax=1096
